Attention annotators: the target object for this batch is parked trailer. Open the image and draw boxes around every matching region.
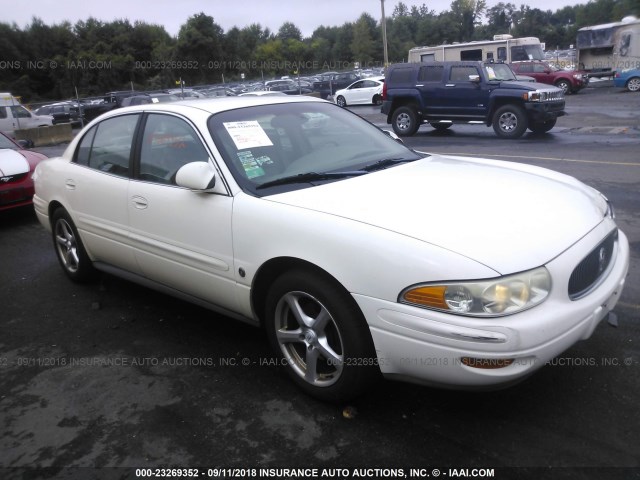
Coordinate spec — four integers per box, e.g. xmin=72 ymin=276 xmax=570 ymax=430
xmin=408 ymin=35 xmax=545 ymax=63
xmin=577 ymin=16 xmax=640 ymax=77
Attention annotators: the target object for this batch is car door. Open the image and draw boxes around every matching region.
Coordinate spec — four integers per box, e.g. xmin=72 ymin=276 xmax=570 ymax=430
xmin=533 ymin=63 xmax=554 ymax=85
xmin=433 ymin=65 xmax=490 ymax=118
xmin=127 ymin=113 xmax=238 ymax=312
xmin=63 ymin=113 xmax=141 ymax=273
xmin=358 ymin=80 xmax=380 ymax=104
xmin=346 ymin=80 xmax=366 ymax=104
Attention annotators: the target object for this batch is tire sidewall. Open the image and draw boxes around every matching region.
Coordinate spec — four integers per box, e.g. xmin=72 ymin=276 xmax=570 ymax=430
xmin=264 ymin=269 xmax=378 ymax=402
xmin=51 ymin=208 xmax=96 ymax=283
xmin=492 ymin=104 xmax=528 ymax=139
xmin=627 ymin=78 xmax=640 ymax=92
xmin=391 ymin=106 xmax=419 ymax=137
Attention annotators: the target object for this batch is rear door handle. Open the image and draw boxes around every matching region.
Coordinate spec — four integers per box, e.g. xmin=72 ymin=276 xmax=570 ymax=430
xmin=65 ymin=179 xmax=76 ymax=190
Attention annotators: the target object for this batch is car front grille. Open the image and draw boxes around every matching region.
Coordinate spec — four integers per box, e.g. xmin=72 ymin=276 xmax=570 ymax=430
xmin=1 ymin=172 xmax=28 ymax=185
xmin=568 ymin=229 xmax=618 ymax=300
xmin=542 ymin=90 xmax=564 ymax=102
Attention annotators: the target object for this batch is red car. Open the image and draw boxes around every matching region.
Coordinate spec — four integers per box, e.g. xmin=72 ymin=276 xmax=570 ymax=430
xmin=0 ymin=132 xmax=48 ymax=211
xmin=510 ymin=61 xmax=589 ymax=94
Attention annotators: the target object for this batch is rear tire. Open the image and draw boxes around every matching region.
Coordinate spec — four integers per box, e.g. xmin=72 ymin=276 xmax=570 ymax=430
xmin=265 ymin=269 xmax=379 ymax=402
xmin=51 ymin=208 xmax=97 ymax=283
xmin=372 ymin=94 xmax=382 ymax=106
xmin=391 ymin=106 xmax=419 ymax=137
xmin=492 ymin=105 xmax=528 ymax=139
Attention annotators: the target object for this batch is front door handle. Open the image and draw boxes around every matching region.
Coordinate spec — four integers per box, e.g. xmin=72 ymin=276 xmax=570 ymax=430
xmin=132 ymin=195 xmax=148 ymax=209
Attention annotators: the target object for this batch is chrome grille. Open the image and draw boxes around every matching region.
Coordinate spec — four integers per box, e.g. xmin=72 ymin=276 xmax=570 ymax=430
xmin=568 ymin=230 xmax=617 ymax=300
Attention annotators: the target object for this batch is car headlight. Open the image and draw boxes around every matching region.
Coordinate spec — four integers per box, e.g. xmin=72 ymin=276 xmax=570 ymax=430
xmin=523 ymin=91 xmax=542 ymax=102
xmin=399 ymin=267 xmax=551 ymax=317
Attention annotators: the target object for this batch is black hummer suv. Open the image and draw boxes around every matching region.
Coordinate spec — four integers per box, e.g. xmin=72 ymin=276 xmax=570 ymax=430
xmin=381 ymin=61 xmax=566 ymax=138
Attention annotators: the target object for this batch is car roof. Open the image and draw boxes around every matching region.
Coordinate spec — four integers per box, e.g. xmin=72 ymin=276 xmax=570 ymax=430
xmin=99 ymin=95 xmax=328 ymax=118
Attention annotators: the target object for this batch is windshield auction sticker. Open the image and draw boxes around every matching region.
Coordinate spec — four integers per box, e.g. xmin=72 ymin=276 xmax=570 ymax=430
xmin=223 ymin=121 xmax=274 ymax=150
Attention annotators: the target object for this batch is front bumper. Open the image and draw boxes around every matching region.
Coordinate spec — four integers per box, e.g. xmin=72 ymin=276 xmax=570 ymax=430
xmin=525 ymin=101 xmax=566 ymax=122
xmin=354 ymin=223 xmax=629 ymax=389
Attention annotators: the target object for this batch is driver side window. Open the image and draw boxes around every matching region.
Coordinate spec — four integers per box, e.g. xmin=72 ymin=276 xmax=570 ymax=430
xmin=139 ymin=114 xmax=209 ymax=185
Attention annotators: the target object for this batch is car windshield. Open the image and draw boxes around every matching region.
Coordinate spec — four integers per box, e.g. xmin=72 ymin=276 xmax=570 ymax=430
xmin=484 ymin=63 xmax=517 ymax=81
xmin=208 ymin=101 xmax=422 ymax=196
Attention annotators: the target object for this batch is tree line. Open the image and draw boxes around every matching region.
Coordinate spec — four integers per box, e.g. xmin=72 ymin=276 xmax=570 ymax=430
xmin=0 ymin=0 xmax=637 ymax=102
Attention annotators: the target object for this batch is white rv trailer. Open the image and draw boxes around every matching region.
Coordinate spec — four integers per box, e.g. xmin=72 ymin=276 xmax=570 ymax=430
xmin=408 ymin=35 xmax=545 ymax=63
xmin=576 ymin=16 xmax=640 ymax=76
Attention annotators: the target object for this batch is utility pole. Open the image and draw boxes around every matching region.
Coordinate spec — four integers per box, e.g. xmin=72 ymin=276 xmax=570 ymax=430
xmin=381 ymin=0 xmax=389 ymax=68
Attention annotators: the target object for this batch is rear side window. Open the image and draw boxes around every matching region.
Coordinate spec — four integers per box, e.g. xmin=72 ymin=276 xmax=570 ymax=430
xmin=418 ymin=65 xmax=444 ymax=82
xmin=389 ymin=67 xmax=415 ymax=85
xmin=74 ymin=114 xmax=139 ymax=177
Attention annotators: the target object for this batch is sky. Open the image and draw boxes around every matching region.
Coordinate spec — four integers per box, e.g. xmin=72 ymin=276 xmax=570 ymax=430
xmin=6 ymin=0 xmax=588 ymax=37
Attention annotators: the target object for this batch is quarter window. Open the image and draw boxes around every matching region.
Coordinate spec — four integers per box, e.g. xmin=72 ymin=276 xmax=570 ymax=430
xmin=139 ymin=114 xmax=209 ymax=185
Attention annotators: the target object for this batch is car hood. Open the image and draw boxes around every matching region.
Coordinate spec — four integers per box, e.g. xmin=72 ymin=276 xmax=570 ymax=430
xmin=501 ymin=80 xmax=561 ymax=92
xmin=266 ymin=155 xmax=607 ymax=274
xmin=0 ymin=149 xmax=30 ymax=176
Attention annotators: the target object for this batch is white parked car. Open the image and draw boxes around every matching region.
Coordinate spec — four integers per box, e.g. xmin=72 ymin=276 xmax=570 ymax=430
xmin=334 ymin=77 xmax=385 ymax=107
xmin=33 ymin=97 xmax=629 ymax=401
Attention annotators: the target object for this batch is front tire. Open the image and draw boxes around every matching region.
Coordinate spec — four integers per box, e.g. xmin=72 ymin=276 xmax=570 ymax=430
xmin=391 ymin=106 xmax=419 ymax=137
xmin=265 ymin=269 xmax=378 ymax=402
xmin=626 ymin=77 xmax=640 ymax=92
xmin=51 ymin=208 xmax=96 ymax=282
xmin=492 ymin=105 xmax=528 ymax=139
xmin=555 ymin=79 xmax=571 ymax=94
xmin=336 ymin=95 xmax=347 ymax=107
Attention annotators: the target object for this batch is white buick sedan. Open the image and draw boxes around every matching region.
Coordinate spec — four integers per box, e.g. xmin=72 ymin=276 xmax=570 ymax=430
xmin=33 ymin=97 xmax=629 ymax=401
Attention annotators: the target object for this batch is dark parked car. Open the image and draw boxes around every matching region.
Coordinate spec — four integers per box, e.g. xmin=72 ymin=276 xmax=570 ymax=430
xmin=382 ymin=61 xmax=565 ymax=138
xmin=34 ymin=103 xmax=83 ymax=126
xmin=510 ymin=61 xmax=589 ymax=94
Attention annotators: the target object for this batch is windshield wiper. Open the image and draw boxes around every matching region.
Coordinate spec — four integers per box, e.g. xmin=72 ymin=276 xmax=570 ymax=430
xmin=256 ymin=170 xmax=368 ymax=189
xmin=362 ymin=157 xmax=418 ymax=172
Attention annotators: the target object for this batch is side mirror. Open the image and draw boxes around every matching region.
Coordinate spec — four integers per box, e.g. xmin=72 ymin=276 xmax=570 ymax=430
xmin=17 ymin=139 xmax=33 ymax=149
xmin=468 ymin=74 xmax=481 ymax=83
xmin=175 ymin=161 xmax=216 ymax=192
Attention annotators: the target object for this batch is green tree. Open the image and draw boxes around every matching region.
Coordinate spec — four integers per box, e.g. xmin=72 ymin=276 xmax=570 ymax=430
xmin=175 ymin=13 xmax=224 ymax=84
xmin=277 ymin=22 xmax=302 ymax=42
xmin=351 ymin=13 xmax=377 ymax=66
